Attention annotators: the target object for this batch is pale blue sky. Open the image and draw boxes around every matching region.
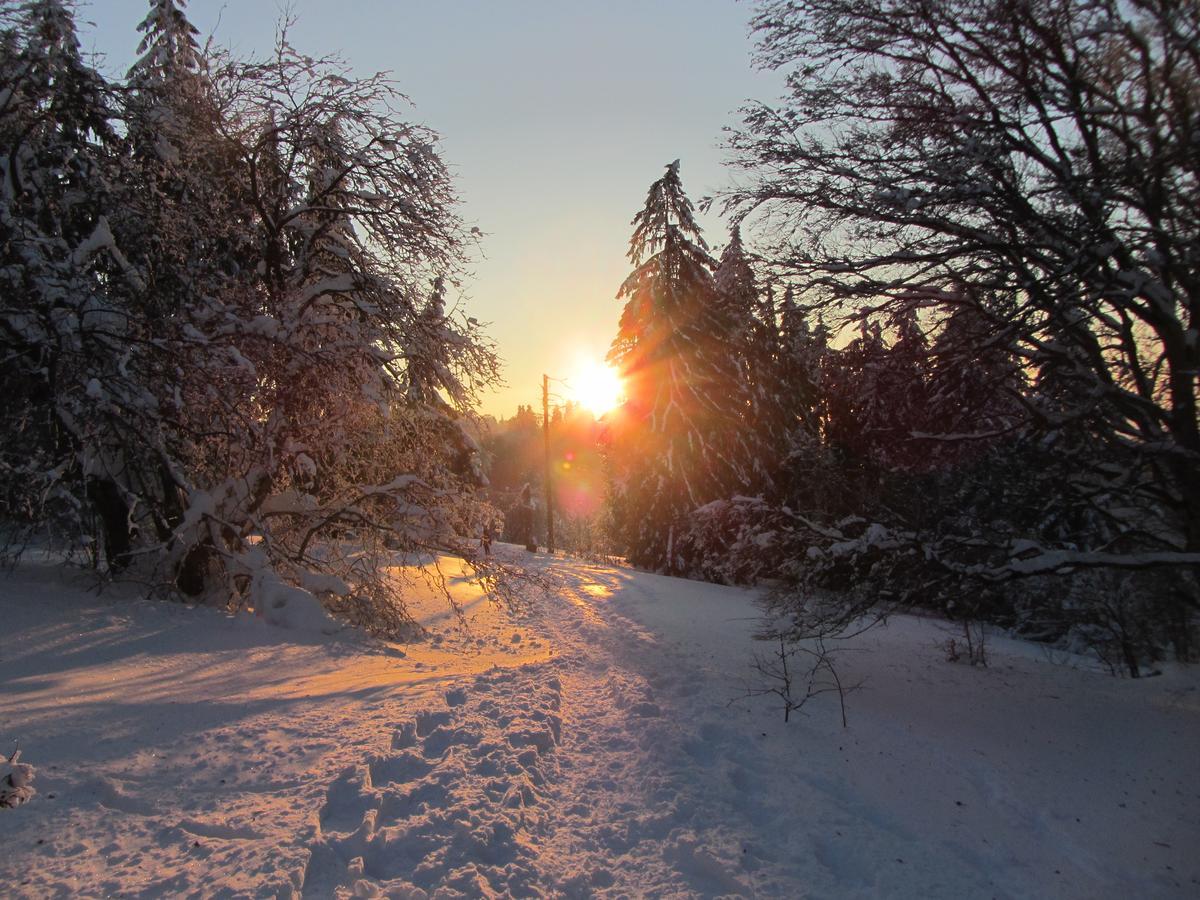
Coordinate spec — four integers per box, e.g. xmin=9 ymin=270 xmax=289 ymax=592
xmin=80 ymin=0 xmax=782 ymax=416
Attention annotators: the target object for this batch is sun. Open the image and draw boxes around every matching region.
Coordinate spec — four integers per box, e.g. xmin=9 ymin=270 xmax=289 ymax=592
xmin=569 ymin=361 xmax=624 ymax=417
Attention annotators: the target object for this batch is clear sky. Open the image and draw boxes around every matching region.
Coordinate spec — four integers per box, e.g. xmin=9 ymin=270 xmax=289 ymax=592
xmin=79 ymin=0 xmax=782 ymax=418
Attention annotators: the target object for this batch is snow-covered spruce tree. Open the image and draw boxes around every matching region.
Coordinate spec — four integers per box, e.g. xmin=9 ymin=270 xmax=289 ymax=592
xmin=0 ymin=0 xmax=141 ymax=564
xmin=130 ymin=0 xmax=204 ymax=81
xmin=773 ymin=286 xmax=839 ymax=510
xmin=605 ymin=161 xmax=757 ymax=575
xmin=671 ymin=225 xmax=798 ymax=583
xmin=713 ymin=225 xmax=787 ymax=485
xmin=721 ymin=0 xmax=1200 ymax=639
xmin=922 ymin=297 xmax=1025 ymax=467
xmin=714 ymin=225 xmax=774 ymax=351
xmin=121 ymin=0 xmax=241 ymax=319
xmin=776 ymin=287 xmax=826 ymax=437
xmin=820 ymin=315 xmax=889 ymax=486
xmin=879 ymin=306 xmax=933 ymax=468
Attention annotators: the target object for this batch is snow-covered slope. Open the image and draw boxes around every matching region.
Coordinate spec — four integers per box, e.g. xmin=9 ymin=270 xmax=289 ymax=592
xmin=1 ymin=548 xmax=1196 ymax=898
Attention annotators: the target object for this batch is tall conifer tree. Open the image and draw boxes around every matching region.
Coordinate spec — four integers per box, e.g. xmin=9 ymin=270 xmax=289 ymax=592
xmin=0 ymin=0 xmax=133 ymax=561
xmin=607 ymin=161 xmax=753 ymax=573
xmin=714 ymin=225 xmax=785 ymax=492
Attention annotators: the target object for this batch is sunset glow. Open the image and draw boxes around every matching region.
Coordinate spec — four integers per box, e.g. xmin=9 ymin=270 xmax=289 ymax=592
xmin=569 ymin=361 xmax=624 ymax=417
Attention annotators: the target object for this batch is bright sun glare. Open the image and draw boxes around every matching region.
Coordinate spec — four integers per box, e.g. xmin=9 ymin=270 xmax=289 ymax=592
xmin=570 ymin=361 xmax=624 ymax=417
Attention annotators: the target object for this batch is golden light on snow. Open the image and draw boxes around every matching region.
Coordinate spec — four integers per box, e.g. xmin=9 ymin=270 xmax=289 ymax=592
xmin=568 ymin=360 xmax=624 ymax=417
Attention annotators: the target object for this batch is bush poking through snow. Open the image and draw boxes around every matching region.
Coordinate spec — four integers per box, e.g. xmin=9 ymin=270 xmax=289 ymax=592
xmin=0 ymin=749 xmax=35 ymax=809
xmin=744 ymin=631 xmax=858 ymax=726
xmin=944 ymin=621 xmax=988 ymax=668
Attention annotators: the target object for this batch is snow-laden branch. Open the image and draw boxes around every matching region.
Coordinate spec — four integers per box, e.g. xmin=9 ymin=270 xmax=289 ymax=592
xmin=999 ymin=550 xmax=1200 ymax=578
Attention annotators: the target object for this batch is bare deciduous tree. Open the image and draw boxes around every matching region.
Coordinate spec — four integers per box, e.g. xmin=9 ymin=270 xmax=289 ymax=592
xmin=722 ymin=0 xmax=1200 ymax=575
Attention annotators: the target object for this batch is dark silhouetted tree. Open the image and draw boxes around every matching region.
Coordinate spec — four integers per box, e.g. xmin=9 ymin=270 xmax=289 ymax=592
xmin=606 ymin=161 xmax=756 ymax=573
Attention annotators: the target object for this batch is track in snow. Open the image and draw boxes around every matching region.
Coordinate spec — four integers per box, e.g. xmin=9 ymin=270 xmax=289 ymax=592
xmin=298 ymin=559 xmax=760 ymax=898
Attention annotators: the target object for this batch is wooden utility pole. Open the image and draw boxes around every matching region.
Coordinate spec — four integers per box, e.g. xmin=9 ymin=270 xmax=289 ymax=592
xmin=542 ymin=374 xmax=555 ymax=554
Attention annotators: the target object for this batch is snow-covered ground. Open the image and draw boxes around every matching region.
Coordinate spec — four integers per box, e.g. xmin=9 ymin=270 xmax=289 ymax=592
xmin=1 ymin=546 xmax=1197 ymax=898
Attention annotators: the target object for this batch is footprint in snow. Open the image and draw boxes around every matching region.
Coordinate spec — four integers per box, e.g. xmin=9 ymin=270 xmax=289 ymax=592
xmin=318 ymin=765 xmax=376 ymax=834
xmin=422 ymin=724 xmax=483 ymax=757
xmin=368 ymin=750 xmax=432 ymax=786
xmin=304 ymin=665 xmax=566 ymax=897
xmin=414 ymin=709 xmax=452 ymax=736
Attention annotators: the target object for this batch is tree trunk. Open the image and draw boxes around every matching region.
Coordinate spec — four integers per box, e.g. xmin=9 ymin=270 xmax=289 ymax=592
xmin=87 ymin=478 xmax=132 ymax=573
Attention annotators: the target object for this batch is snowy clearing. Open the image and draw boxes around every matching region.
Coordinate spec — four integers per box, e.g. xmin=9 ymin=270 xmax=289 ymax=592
xmin=1 ymin=546 xmax=1197 ymax=898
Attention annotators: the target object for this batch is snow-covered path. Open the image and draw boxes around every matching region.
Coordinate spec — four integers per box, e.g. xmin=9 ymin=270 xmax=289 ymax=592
xmin=301 ymin=558 xmax=766 ymax=897
xmin=2 ymin=548 xmax=1198 ymax=898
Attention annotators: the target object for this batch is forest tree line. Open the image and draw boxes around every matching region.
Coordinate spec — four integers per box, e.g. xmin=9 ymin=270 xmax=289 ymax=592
xmin=481 ymin=403 xmax=611 ymax=553
xmin=598 ymin=0 xmax=1199 ymax=675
